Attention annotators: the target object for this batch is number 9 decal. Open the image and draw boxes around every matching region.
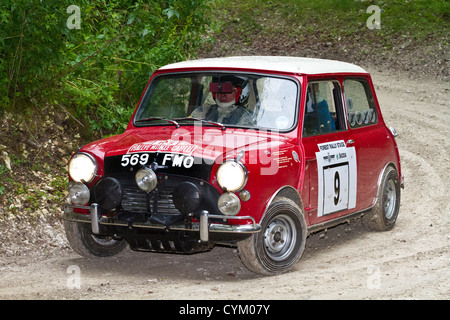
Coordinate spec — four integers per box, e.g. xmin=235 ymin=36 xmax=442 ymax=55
xmin=334 ymin=171 xmax=340 ymax=206
xmin=316 ymin=140 xmax=357 ymax=217
xmin=323 ymin=164 xmax=348 ymax=214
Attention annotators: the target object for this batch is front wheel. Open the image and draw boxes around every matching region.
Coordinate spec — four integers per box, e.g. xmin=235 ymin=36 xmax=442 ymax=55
xmin=237 ymin=197 xmax=307 ymax=275
xmin=63 ymin=220 xmax=127 ymax=258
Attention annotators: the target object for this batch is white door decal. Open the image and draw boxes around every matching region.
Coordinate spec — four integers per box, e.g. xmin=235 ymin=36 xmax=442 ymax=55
xmin=316 ymin=140 xmax=357 ymax=216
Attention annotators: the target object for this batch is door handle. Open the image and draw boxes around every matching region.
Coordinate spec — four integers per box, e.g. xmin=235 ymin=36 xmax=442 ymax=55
xmin=346 ymin=139 xmax=355 ymax=146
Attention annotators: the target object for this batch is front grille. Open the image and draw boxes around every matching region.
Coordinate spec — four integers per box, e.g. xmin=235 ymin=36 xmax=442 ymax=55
xmin=121 ymin=185 xmax=179 ymax=215
xmin=93 ymin=172 xmax=222 ymax=223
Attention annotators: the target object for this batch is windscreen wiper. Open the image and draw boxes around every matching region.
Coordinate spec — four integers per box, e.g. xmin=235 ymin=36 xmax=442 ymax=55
xmin=135 ymin=117 xmax=180 ymax=128
xmin=172 ymin=117 xmax=226 ymax=130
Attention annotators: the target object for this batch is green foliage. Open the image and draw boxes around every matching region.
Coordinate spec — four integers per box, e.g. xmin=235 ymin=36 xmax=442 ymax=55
xmin=0 ymin=0 xmax=211 ymax=135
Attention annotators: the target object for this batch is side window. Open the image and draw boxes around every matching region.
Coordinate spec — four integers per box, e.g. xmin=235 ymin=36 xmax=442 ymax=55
xmin=303 ymin=80 xmax=343 ymax=136
xmin=344 ymin=78 xmax=377 ymax=128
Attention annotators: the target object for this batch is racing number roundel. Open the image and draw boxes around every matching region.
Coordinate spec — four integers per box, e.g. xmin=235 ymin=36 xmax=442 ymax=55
xmin=316 ymin=140 xmax=357 ymax=217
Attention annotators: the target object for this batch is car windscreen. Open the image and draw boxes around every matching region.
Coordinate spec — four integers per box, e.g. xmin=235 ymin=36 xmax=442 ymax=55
xmin=134 ymin=72 xmax=299 ymax=131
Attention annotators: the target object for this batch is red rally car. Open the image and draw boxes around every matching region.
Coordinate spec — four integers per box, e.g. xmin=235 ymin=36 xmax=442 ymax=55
xmin=63 ymin=56 xmax=403 ymax=275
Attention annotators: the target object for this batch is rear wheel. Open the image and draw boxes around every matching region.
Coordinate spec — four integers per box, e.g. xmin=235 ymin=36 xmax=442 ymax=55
xmin=237 ymin=197 xmax=307 ymax=275
xmin=363 ymin=166 xmax=401 ymax=231
xmin=63 ymin=220 xmax=127 ymax=258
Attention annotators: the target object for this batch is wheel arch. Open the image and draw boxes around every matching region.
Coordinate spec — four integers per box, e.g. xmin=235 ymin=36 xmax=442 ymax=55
xmin=260 ymin=186 xmax=304 ymax=223
xmin=373 ymin=162 xmax=401 ymax=206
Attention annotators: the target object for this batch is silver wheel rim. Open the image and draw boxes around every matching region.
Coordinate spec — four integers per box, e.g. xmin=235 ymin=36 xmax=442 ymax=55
xmin=263 ymin=214 xmax=297 ymax=261
xmin=383 ymin=179 xmax=396 ymax=220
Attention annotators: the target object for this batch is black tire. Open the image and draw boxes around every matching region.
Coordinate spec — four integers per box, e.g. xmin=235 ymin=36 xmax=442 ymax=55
xmin=363 ymin=166 xmax=401 ymax=231
xmin=63 ymin=220 xmax=127 ymax=258
xmin=237 ymin=197 xmax=307 ymax=275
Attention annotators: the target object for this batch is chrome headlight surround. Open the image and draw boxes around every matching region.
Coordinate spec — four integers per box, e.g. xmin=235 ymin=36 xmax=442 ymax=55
xmin=68 ymin=152 xmax=97 ymax=183
xmin=216 ymin=160 xmax=248 ymax=192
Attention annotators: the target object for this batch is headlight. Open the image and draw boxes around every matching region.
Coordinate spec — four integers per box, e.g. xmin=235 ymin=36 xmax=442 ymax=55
xmin=216 ymin=160 xmax=247 ymax=192
xmin=218 ymin=192 xmax=241 ymax=216
xmin=135 ymin=167 xmax=157 ymax=193
xmin=68 ymin=153 xmax=97 ymax=183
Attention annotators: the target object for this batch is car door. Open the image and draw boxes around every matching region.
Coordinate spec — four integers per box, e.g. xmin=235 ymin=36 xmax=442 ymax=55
xmin=301 ymin=79 xmax=357 ymax=226
xmin=343 ymin=77 xmax=387 ymax=210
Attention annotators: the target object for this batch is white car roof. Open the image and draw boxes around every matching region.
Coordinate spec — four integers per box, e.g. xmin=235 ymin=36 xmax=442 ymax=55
xmin=158 ymin=56 xmax=367 ymax=75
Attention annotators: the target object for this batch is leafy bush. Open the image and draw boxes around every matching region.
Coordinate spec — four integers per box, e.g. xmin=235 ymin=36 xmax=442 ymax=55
xmin=0 ymin=0 xmax=211 ymax=135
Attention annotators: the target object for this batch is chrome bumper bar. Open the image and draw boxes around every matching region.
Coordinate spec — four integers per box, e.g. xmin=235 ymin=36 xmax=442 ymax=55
xmin=63 ymin=204 xmax=261 ymax=242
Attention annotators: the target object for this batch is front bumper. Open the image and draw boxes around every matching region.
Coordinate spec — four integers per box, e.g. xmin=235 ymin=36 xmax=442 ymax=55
xmin=63 ymin=203 xmax=261 ymax=242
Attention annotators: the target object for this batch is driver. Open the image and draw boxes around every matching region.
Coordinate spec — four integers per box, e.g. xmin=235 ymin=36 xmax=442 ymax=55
xmin=191 ymin=75 xmax=253 ymax=126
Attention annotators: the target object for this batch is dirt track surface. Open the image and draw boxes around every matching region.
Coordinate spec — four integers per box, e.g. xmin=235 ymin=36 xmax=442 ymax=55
xmin=0 ymin=70 xmax=449 ymax=300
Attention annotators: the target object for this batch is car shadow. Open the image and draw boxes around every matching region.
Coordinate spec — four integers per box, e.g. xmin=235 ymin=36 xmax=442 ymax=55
xmin=302 ymin=217 xmax=369 ymax=261
xmin=61 ymin=218 xmax=370 ymax=282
